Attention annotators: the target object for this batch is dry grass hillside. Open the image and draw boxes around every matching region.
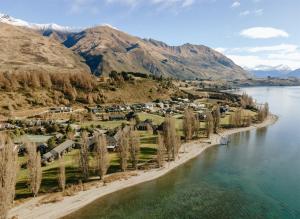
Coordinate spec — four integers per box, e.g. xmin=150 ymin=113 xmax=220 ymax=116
xmin=64 ymin=26 xmax=249 ymax=80
xmin=0 ymin=23 xmax=90 ymax=74
xmin=0 ymin=73 xmax=182 ymax=118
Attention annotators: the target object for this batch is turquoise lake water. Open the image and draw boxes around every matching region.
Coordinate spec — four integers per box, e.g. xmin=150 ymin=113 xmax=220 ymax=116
xmin=64 ymin=87 xmax=300 ymax=219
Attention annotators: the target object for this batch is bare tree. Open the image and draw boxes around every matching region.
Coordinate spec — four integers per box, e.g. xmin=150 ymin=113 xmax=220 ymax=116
xmin=0 ymin=134 xmax=18 ymax=219
xmin=31 ymin=73 xmax=41 ymax=89
xmin=26 ymin=142 xmax=42 ymax=197
xmin=117 ymin=131 xmax=129 ymax=172
xmin=193 ymin=114 xmax=200 ymax=139
xmin=129 ymin=131 xmax=140 ymax=169
xmin=146 ymin=123 xmax=153 ymax=134
xmin=240 ymin=93 xmax=254 ymax=109
xmin=173 ymin=135 xmax=182 ymax=160
xmin=163 ymin=116 xmax=178 ymax=161
xmin=58 ymin=155 xmax=66 ymax=192
xmin=260 ymin=102 xmax=269 ymax=122
xmin=40 ymin=72 xmax=52 ymax=89
xmin=205 ymin=111 xmax=214 ymax=138
xmin=94 ymin=134 xmax=109 ymax=180
xmin=229 ymin=108 xmax=242 ymax=127
xmin=79 ymin=131 xmax=90 ymax=181
xmin=183 ymin=108 xmax=194 ymax=141
xmin=156 ymin=134 xmax=165 ymax=168
xmin=264 ymin=103 xmax=269 ymax=117
xmin=242 ymin=113 xmax=252 ymax=127
xmin=212 ymin=105 xmax=221 ymax=133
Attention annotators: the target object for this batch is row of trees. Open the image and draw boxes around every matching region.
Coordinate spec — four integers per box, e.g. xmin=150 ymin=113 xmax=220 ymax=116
xmin=0 ymin=134 xmax=18 ymax=219
xmin=0 ymin=71 xmax=108 ymax=106
xmin=117 ymin=130 xmax=141 ymax=172
xmin=182 ymin=106 xmax=221 ymax=140
xmin=229 ymin=109 xmax=252 ymax=128
xmin=77 ymin=131 xmax=111 ymax=182
xmin=0 ymin=134 xmax=45 ymax=218
xmin=162 ymin=116 xmax=181 ymax=162
xmin=77 ymin=128 xmax=141 ymax=182
xmin=0 ymin=71 xmax=95 ymax=92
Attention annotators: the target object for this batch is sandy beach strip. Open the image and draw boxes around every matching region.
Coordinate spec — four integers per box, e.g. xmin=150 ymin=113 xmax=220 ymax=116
xmin=9 ymin=114 xmax=278 ymax=219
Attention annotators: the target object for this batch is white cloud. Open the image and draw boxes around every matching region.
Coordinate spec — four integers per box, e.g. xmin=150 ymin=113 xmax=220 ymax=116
xmin=268 ymin=52 xmax=300 ymax=61
xmin=240 ymin=27 xmax=289 ymax=39
xmin=254 ymin=9 xmax=263 ymax=15
xmin=106 ymin=0 xmax=195 ymax=7
xmin=181 ymin=0 xmax=195 ymax=7
xmin=240 ymin=10 xmax=250 ymax=16
xmin=240 ymin=9 xmax=264 ymax=16
xmin=231 ymin=1 xmax=240 ymax=8
xmin=228 ymin=54 xmax=300 ymax=70
xmin=219 ymin=44 xmax=298 ymax=54
xmin=106 ymin=0 xmax=139 ymax=6
xmin=69 ymin=0 xmax=99 ymax=14
xmin=247 ymin=44 xmax=298 ymax=53
xmin=218 ymin=44 xmax=300 ymax=70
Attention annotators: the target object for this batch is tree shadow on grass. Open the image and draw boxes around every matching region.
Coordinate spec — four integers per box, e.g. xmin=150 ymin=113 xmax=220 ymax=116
xmin=141 ymin=136 xmax=157 ymax=144
xmin=15 ymin=166 xmax=82 ymax=199
xmin=140 ymin=147 xmax=157 ymax=156
xmin=107 ymin=164 xmax=120 ymax=174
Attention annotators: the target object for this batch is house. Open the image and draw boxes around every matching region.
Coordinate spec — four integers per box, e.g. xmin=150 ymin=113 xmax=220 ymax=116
xmin=88 ymin=126 xmax=131 ymax=152
xmin=49 ymin=106 xmax=73 ymax=113
xmin=126 ymin=111 xmax=137 ymax=121
xmin=55 ymin=133 xmax=64 ymax=139
xmin=136 ymin=119 xmax=154 ymax=131
xmin=106 ymin=136 xmax=118 ymax=152
xmin=156 ymin=102 xmax=164 ymax=109
xmin=87 ymin=106 xmax=104 ymax=114
xmin=220 ymin=105 xmax=229 ymax=114
xmin=130 ymin=104 xmax=143 ymax=112
xmin=109 ymin=114 xmax=126 ymax=121
xmin=18 ymin=143 xmax=48 ymax=156
xmin=0 ymin=123 xmax=15 ymax=130
xmin=105 ymin=125 xmax=131 ymax=150
xmin=196 ymin=111 xmax=206 ymax=120
xmin=144 ymin=102 xmax=155 ymax=111
xmin=42 ymin=140 xmax=75 ymax=163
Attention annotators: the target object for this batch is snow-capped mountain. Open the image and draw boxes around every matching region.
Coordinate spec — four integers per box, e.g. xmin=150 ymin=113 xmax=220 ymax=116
xmin=247 ymin=64 xmax=291 ymax=72
xmin=0 ymin=13 xmax=77 ymax=33
xmin=248 ymin=65 xmax=293 ymax=78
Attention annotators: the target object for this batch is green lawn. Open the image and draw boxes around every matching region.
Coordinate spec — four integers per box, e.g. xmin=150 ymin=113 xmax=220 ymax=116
xmin=16 ymin=131 xmax=159 ymax=199
xmin=15 ymin=134 xmax=53 ymax=144
xmin=80 ymin=120 xmax=128 ymax=129
xmin=15 ymin=109 xmax=258 ymax=199
xmin=137 ymin=112 xmax=165 ymax=125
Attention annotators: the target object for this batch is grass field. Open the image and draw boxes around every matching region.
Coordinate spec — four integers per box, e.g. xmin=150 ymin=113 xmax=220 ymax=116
xmin=80 ymin=120 xmax=129 ymax=129
xmin=137 ymin=112 xmax=165 ymax=125
xmin=15 ymin=130 xmax=158 ymax=199
xmin=15 ymin=109 xmax=257 ymax=199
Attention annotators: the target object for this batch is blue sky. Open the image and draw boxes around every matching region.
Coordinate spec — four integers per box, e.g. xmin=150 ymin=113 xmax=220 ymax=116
xmin=1 ymin=0 xmax=300 ymax=70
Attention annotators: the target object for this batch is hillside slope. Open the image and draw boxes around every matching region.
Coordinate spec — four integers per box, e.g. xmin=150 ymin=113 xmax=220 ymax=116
xmin=0 ymin=23 xmax=90 ymax=74
xmin=64 ymin=26 xmax=249 ymax=80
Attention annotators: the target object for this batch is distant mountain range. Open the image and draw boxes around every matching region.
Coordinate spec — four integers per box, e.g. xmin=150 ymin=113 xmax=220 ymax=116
xmin=63 ymin=26 xmax=249 ymax=79
xmin=250 ymin=65 xmax=300 ymax=78
xmin=288 ymin=69 xmax=300 ymax=77
xmin=1 ymin=13 xmax=249 ymax=79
